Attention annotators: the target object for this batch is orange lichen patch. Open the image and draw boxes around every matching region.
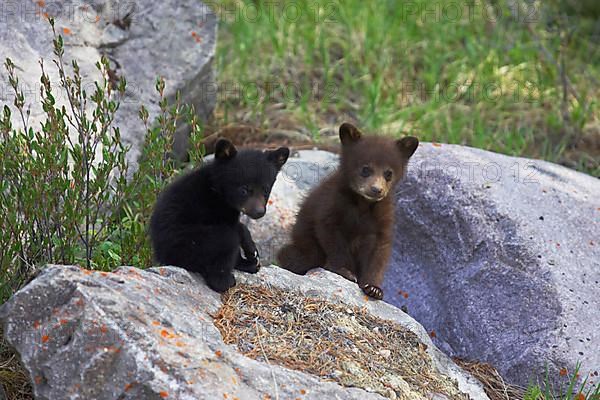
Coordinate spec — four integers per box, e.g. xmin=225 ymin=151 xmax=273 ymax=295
xmin=262 ymin=395 xmax=272 ymax=400
xmin=575 ymin=393 xmax=585 ymax=400
xmin=159 ymin=391 xmax=169 ymax=398
xmin=160 ymin=329 xmax=178 ymax=339
xmin=159 ymin=269 xmax=167 ymax=276
xmin=100 ymin=272 xmax=109 ymax=277
xmin=124 ymin=382 xmax=135 ymax=392
xmin=432 ymin=142 xmax=442 ymax=147
xmin=223 ymin=394 xmax=228 ymax=399
xmin=299 ymin=388 xmax=307 ymax=394
xmin=33 ymin=320 xmax=41 ymax=329
xmin=429 ymin=331 xmax=437 ymax=339
xmin=94 ymin=15 xmax=101 ymax=23
xmin=59 ymin=319 xmax=69 ymax=325
xmin=41 ymin=335 xmax=50 ymax=343
xmin=152 ymin=321 xmax=161 ymax=326
xmin=268 ymin=199 xmax=274 ymax=205
xmin=214 ymin=350 xmax=223 ymax=357
xmin=34 ymin=376 xmax=43 ymax=384
xmin=62 ymin=27 xmax=72 ymax=35
xmin=191 ymin=31 xmax=202 ymax=43
xmin=175 ymin=341 xmax=186 ymax=348
xmin=127 ymin=268 xmax=142 ymax=277
xmin=100 ymin=324 xmax=108 ymax=334
xmin=82 ymin=269 xmax=93 ymax=275
xmin=231 ymin=376 xmax=237 ymax=385
xmin=559 ymin=368 xmax=568 ymax=376
xmin=37 ymin=0 xmax=46 ymax=7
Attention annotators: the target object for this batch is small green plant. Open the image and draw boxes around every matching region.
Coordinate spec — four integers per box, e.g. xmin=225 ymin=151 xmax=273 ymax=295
xmin=524 ymin=363 xmax=600 ymax=400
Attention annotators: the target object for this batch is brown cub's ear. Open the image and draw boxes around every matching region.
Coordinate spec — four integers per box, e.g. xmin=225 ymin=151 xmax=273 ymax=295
xmin=339 ymin=122 xmax=362 ymax=145
xmin=267 ymin=147 xmax=290 ymax=169
xmin=215 ymin=138 xmax=237 ymax=160
xmin=396 ymin=137 xmax=419 ymax=158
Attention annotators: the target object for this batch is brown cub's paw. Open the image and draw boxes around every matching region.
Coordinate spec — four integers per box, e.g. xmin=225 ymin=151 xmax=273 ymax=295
xmin=361 ymin=284 xmax=383 ymax=300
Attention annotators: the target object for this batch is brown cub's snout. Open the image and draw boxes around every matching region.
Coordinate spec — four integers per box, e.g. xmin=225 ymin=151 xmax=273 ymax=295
xmin=352 ymin=166 xmax=394 ymax=202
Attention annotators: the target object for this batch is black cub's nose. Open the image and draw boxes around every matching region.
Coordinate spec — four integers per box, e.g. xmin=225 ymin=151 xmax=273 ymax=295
xmin=370 ymin=186 xmax=383 ymax=195
xmin=247 ymin=206 xmax=266 ymax=219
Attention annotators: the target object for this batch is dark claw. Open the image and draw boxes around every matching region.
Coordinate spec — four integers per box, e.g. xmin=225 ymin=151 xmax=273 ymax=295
xmin=362 ymin=284 xmax=383 ymax=300
xmin=235 ymin=253 xmax=261 ymax=273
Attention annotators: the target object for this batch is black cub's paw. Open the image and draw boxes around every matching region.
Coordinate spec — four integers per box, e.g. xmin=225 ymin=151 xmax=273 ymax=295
xmin=206 ymin=273 xmax=236 ymax=293
xmin=236 ymin=250 xmax=261 ymax=274
xmin=361 ymin=284 xmax=383 ymax=300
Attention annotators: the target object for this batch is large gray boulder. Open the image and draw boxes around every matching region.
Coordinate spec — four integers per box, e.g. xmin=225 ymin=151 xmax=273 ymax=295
xmin=248 ymin=145 xmax=599 ymax=389
xmin=0 ymin=0 xmax=217 ymax=165
xmin=0 ymin=265 xmax=487 ymax=400
xmin=383 ymin=143 xmax=600 ymax=388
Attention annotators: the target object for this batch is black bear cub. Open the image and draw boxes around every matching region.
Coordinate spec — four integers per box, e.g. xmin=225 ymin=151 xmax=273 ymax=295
xmin=150 ymin=139 xmax=289 ymax=292
xmin=277 ymin=123 xmax=418 ymax=300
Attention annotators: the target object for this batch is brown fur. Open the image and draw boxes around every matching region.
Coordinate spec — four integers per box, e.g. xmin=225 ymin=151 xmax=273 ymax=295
xmin=277 ymin=123 xmax=418 ymax=299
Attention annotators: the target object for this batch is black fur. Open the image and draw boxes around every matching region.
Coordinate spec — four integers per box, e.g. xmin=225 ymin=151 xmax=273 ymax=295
xmin=150 ymin=139 xmax=289 ymax=292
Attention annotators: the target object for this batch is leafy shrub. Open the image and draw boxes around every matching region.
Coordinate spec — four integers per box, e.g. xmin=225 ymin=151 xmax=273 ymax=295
xmin=0 ymin=19 xmax=204 ymax=304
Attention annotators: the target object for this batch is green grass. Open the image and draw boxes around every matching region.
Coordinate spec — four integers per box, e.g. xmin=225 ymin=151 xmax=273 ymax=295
xmin=524 ymin=363 xmax=600 ymax=400
xmin=213 ymin=0 xmax=600 ymax=176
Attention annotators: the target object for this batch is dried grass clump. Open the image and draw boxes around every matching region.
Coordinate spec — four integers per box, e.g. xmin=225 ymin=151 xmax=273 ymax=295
xmin=213 ymin=284 xmax=468 ymax=399
xmin=454 ymin=359 xmax=526 ymax=400
xmin=0 ymin=326 xmax=33 ymax=400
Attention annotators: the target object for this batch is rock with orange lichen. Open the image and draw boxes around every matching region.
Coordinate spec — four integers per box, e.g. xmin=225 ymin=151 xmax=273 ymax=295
xmin=0 ymin=264 xmax=489 ymax=400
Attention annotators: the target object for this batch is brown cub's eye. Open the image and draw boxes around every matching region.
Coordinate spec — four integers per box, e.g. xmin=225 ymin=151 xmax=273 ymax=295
xmin=360 ymin=166 xmax=372 ymax=177
xmin=384 ymin=170 xmax=393 ymax=181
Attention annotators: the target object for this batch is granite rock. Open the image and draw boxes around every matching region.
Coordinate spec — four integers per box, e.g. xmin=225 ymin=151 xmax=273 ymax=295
xmin=0 ymin=264 xmax=487 ymax=399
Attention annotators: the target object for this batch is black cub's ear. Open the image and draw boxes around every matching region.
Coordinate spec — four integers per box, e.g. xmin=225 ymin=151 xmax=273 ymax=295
xmin=267 ymin=147 xmax=290 ymax=169
xmin=215 ymin=138 xmax=237 ymax=161
xmin=339 ymin=122 xmax=362 ymax=145
xmin=396 ymin=136 xmax=419 ymax=158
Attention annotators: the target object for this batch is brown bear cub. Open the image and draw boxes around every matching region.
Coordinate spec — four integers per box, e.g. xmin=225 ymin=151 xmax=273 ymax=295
xmin=277 ymin=123 xmax=418 ymax=300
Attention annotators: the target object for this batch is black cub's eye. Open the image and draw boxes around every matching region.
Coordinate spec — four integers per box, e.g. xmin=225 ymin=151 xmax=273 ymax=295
xmin=240 ymin=186 xmax=250 ymax=196
xmin=360 ymin=166 xmax=372 ymax=177
xmin=384 ymin=170 xmax=393 ymax=181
